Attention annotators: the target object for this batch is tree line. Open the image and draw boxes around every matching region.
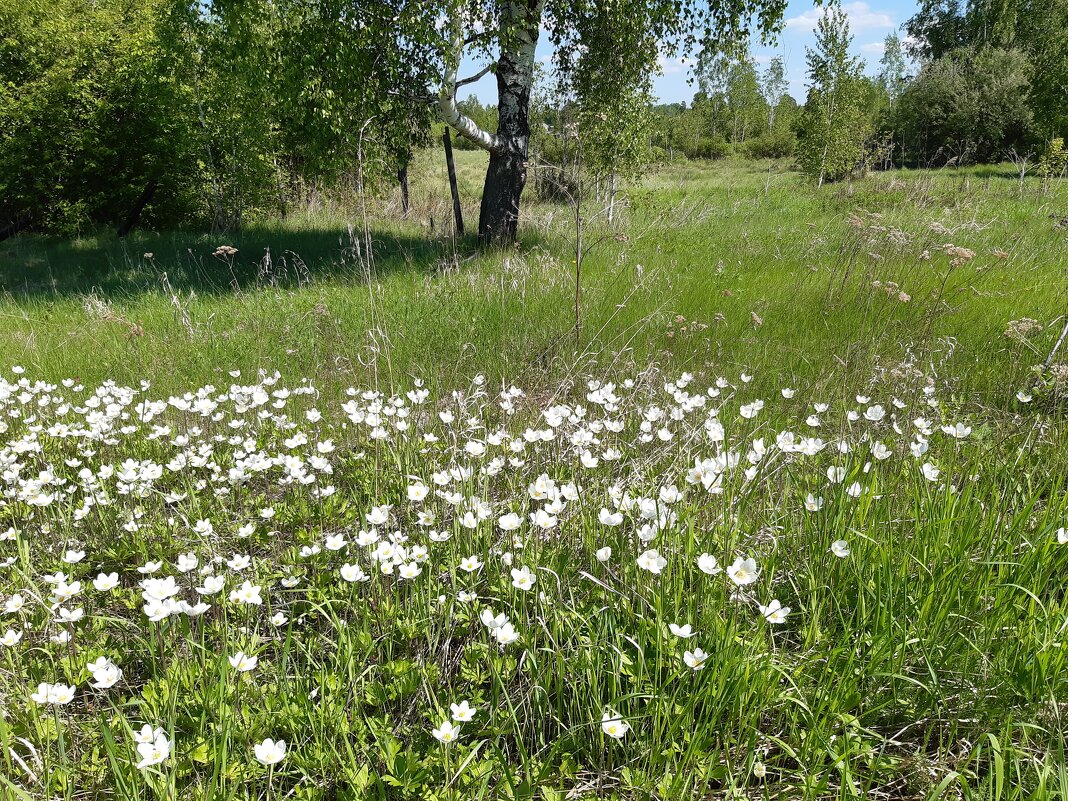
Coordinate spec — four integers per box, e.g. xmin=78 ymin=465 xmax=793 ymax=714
xmin=1 ymin=0 xmax=1065 ymax=242
xmin=648 ymin=0 xmax=1067 ymax=182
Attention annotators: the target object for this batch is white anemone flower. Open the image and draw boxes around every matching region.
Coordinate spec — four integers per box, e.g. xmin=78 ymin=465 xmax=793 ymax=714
xmin=601 ymin=711 xmax=630 ymax=739
xmin=684 ymin=648 xmax=708 ymax=670
xmin=254 ymin=738 xmax=287 ymax=766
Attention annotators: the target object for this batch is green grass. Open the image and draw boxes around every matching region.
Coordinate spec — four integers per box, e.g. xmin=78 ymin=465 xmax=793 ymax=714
xmin=1 ymin=155 xmax=1065 ymax=403
xmin=1 ymin=156 xmax=1068 ymax=800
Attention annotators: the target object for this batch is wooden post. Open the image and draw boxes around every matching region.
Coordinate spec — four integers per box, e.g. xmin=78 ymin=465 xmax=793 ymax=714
xmin=442 ymin=129 xmax=464 ymax=237
xmin=398 ymin=163 xmax=410 ymax=216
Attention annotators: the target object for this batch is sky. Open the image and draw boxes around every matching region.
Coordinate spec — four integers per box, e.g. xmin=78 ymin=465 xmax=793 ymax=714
xmin=459 ymin=0 xmax=919 ymax=107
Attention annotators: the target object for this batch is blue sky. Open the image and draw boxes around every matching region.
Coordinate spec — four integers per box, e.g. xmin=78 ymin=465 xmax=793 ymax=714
xmin=460 ymin=0 xmax=919 ymax=107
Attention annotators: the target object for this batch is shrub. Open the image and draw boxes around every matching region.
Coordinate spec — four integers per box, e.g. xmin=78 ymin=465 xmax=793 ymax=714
xmin=743 ymin=129 xmax=797 ymax=159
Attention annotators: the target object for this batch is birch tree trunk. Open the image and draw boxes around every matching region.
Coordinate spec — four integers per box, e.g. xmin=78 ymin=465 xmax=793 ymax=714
xmin=477 ymin=0 xmax=542 ymax=243
xmin=437 ymin=0 xmax=544 ymax=245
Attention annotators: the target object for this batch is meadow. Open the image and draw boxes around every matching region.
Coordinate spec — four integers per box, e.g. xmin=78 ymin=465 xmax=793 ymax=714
xmin=1 ymin=155 xmax=1067 ymax=800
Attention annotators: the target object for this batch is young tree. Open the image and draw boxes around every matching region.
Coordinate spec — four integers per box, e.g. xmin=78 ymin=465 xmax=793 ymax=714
xmin=761 ymin=55 xmax=788 ymax=127
xmin=877 ymin=33 xmax=909 ymax=110
xmin=796 ymin=6 xmax=871 ymax=185
xmin=432 ymin=0 xmax=795 ymax=244
xmin=725 ymin=54 xmax=766 ymax=142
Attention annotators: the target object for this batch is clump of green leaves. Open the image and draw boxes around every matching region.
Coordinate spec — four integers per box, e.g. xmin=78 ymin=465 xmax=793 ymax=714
xmin=796 ymin=6 xmax=873 ymax=185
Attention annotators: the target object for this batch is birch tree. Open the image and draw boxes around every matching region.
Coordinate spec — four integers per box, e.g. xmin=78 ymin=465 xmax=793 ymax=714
xmin=431 ymin=0 xmax=795 ymax=243
xmin=796 ymin=6 xmax=870 ymax=185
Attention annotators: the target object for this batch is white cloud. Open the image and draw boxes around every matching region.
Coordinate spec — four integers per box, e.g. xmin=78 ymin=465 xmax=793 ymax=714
xmin=860 ymin=40 xmax=886 ymax=56
xmin=785 ymin=2 xmax=895 ymax=33
xmin=656 ymin=54 xmax=694 ymax=76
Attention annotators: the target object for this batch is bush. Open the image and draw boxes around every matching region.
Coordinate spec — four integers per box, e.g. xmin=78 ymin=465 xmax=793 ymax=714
xmin=892 ymin=46 xmax=1034 ymax=166
xmin=743 ymin=129 xmax=797 ymax=159
xmin=691 ymin=136 xmax=731 ymax=160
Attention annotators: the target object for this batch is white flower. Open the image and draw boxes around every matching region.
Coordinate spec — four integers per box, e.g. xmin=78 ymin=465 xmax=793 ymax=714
xmin=498 ymin=512 xmax=522 ymax=531
xmin=864 ymin=405 xmax=885 ymax=422
xmin=684 ymin=648 xmax=708 ymax=670
xmin=637 ymin=549 xmax=667 ymax=574
xmin=1057 ymin=527 xmax=1068 ymax=545
xmin=432 ymin=721 xmax=460 ymax=744
xmin=136 ymin=733 xmax=172 ymax=768
xmin=493 ymin=622 xmax=520 ymax=645
xmin=940 ymin=422 xmax=972 ymax=439
xmin=228 ymin=580 xmax=262 ymax=605
xmin=510 ymin=566 xmax=536 ymax=591
xmin=830 ymin=540 xmax=851 ymax=558
xmin=450 ymin=700 xmax=476 ymax=722
xmin=134 ymin=724 xmax=163 ymax=744
xmin=31 ymin=682 xmax=76 ymax=706
xmin=228 ymin=651 xmax=258 ymax=672
xmin=57 ymin=607 xmax=84 ymax=624
xmin=89 ymin=659 xmax=123 ymax=689
xmin=726 ymin=557 xmax=759 ymax=586
xmin=921 ymin=462 xmax=940 ymax=482
xmin=669 ymin=623 xmax=694 ymax=638
xmin=601 ymin=711 xmax=630 ymax=739
xmin=254 ymin=738 xmax=287 ymax=766
xmin=530 ymin=509 xmax=558 ymax=530
xmin=595 ymin=546 xmax=612 ymax=563
xmin=598 ymin=508 xmax=623 ymax=526
xmin=739 ymin=400 xmax=764 ymax=419
xmin=697 ymin=553 xmax=721 ymax=575
xmin=758 ymin=599 xmax=790 ymax=624
xmin=1 ymin=629 xmax=22 ymax=646
xmin=340 ymin=563 xmax=367 ymax=582
xmin=196 ymin=575 xmax=225 ymax=595
xmin=398 ymin=562 xmax=422 ymax=579
xmin=480 ymin=609 xmax=507 ymax=630
xmin=459 ymin=556 xmax=483 ymax=573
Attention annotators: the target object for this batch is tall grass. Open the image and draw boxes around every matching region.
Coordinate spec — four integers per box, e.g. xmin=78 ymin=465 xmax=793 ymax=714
xmin=0 ymin=156 xmax=1066 ymax=799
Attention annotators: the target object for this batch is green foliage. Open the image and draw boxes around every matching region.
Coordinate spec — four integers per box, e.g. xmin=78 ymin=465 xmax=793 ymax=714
xmin=796 ymin=7 xmax=873 ymax=183
xmin=876 ymin=33 xmax=909 ymax=109
xmin=761 ymin=55 xmax=789 ymax=128
xmin=1038 ymin=137 xmax=1068 ymax=179
xmin=742 ymin=126 xmax=796 ymax=158
xmin=0 ymin=0 xmax=203 ymax=234
xmin=647 ymin=43 xmax=799 ymax=163
xmin=891 ymin=45 xmax=1033 ymax=165
xmin=0 ymin=0 xmax=436 ymax=235
xmin=904 ymin=0 xmax=1068 ymax=141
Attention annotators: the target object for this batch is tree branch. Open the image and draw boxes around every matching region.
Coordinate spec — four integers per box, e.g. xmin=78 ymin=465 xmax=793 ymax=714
xmin=438 ymin=14 xmax=503 ymax=154
xmin=455 ymin=63 xmax=494 ymax=89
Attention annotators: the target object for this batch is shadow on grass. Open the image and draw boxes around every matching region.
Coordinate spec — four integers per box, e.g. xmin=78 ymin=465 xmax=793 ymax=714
xmin=0 ymin=221 xmax=514 ymax=298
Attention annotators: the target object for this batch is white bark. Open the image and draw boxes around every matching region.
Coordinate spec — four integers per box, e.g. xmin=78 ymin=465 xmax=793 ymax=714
xmin=438 ymin=15 xmax=503 ymax=154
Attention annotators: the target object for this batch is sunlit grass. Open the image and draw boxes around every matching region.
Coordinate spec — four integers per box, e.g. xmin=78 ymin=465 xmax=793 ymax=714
xmin=0 ymin=158 xmax=1067 ymax=799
